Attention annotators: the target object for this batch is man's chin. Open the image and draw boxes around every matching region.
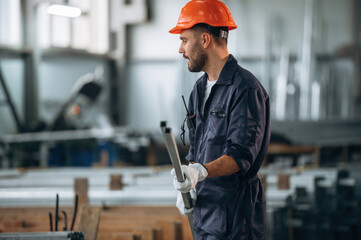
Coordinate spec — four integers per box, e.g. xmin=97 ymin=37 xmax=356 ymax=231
xmin=187 ymin=61 xmax=203 ymax=72
xmin=188 ymin=67 xmax=201 ymax=73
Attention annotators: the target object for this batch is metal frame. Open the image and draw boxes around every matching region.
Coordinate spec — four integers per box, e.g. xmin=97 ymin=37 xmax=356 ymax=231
xmin=0 ymin=67 xmax=23 ymax=132
xmin=0 ymin=0 xmax=120 ymax=131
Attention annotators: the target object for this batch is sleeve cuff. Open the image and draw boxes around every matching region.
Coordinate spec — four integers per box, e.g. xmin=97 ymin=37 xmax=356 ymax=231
xmin=225 ymin=148 xmax=251 ymax=176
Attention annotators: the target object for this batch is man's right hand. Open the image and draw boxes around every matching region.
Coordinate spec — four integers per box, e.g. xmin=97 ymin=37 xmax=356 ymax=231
xmin=176 ymin=189 xmax=197 ymax=216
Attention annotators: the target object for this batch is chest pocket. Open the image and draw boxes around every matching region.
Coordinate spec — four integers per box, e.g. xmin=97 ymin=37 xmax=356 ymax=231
xmin=208 ymin=107 xmax=227 ymax=144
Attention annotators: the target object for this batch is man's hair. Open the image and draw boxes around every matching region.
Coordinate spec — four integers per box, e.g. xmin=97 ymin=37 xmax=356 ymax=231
xmin=191 ymin=23 xmax=228 ymax=45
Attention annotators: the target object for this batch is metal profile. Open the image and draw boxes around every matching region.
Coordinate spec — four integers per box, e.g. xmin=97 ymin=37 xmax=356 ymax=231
xmin=160 ymin=121 xmax=195 ymax=239
xmin=0 ymin=232 xmax=84 ymax=240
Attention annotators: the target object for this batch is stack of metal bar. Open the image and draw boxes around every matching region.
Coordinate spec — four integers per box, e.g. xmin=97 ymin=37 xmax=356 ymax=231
xmin=1 ymin=163 xmax=360 ymax=240
xmin=0 ymin=167 xmax=176 ymax=207
xmin=280 ymin=168 xmax=361 ymax=240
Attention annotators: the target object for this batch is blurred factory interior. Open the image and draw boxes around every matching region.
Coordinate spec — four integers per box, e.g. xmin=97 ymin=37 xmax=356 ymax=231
xmin=0 ymin=0 xmax=361 ymax=239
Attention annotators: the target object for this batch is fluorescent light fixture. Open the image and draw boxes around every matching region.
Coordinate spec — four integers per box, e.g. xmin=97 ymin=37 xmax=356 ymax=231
xmin=47 ymin=4 xmax=81 ymax=18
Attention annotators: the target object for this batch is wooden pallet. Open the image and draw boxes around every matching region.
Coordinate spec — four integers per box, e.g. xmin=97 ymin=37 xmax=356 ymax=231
xmin=0 ymin=206 xmax=191 ymax=240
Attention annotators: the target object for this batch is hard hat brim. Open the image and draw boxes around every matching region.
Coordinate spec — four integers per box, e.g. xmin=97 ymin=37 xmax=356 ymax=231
xmin=169 ymin=26 xmax=182 ymax=34
xmin=169 ymin=24 xmax=237 ymax=34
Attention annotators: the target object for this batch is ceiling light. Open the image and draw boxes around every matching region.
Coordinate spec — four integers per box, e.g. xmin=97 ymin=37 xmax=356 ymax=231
xmin=47 ymin=4 xmax=81 ymax=18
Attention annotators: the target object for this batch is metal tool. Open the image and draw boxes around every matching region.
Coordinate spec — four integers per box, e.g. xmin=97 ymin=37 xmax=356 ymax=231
xmin=160 ymin=121 xmax=195 ymax=239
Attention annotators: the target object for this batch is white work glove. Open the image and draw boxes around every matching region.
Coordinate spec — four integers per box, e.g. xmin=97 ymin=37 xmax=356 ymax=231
xmin=171 ymin=163 xmax=208 ymax=193
xmin=176 ymin=188 xmax=197 ymax=216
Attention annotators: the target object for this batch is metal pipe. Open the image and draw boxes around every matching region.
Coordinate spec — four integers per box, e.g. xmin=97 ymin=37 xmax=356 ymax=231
xmin=70 ymin=194 xmax=78 ymax=231
xmin=48 ymin=212 xmax=53 ymax=232
xmin=62 ymin=211 xmax=68 ymax=231
xmin=299 ymin=0 xmax=315 ymax=120
xmin=160 ymin=121 xmax=195 ymax=239
xmin=55 ymin=193 xmax=59 ymax=231
xmin=0 ymin=232 xmax=84 ymax=239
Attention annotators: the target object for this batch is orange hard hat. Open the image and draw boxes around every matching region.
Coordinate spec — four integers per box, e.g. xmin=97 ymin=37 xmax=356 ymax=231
xmin=169 ymin=0 xmax=237 ymax=34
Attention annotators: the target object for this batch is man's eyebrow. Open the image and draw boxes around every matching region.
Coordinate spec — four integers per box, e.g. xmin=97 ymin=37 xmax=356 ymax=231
xmin=180 ymin=36 xmax=187 ymax=40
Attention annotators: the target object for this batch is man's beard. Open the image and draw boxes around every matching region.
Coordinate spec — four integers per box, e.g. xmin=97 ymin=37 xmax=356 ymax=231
xmin=186 ymin=42 xmax=207 ymax=72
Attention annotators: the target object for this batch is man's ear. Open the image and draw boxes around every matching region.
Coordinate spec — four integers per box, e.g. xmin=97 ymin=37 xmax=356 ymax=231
xmin=200 ymin=32 xmax=211 ymax=49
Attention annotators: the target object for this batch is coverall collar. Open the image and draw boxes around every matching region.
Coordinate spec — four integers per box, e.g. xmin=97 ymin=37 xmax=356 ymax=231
xmin=196 ymin=54 xmax=238 ymax=86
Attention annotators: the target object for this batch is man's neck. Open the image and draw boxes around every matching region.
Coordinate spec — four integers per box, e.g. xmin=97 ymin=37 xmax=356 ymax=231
xmin=203 ymin=51 xmax=229 ymax=82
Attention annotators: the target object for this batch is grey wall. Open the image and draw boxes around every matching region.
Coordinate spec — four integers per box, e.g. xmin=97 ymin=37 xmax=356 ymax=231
xmin=0 ymin=0 xmax=357 ymax=136
xmin=125 ymin=0 xmax=355 ymax=134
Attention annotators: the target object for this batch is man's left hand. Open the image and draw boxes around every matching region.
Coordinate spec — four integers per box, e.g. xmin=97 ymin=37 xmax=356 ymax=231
xmin=176 ymin=188 xmax=197 ymax=216
xmin=171 ymin=163 xmax=208 ymax=193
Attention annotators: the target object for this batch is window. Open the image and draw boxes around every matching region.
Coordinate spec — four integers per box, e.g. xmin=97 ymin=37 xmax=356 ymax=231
xmin=38 ymin=0 xmax=109 ymax=54
xmin=0 ymin=0 xmax=21 ymax=47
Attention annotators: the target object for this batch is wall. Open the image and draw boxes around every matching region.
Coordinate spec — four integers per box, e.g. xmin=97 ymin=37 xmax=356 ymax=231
xmin=126 ymin=0 xmax=354 ymax=133
xmin=0 ymin=0 xmax=356 ymax=135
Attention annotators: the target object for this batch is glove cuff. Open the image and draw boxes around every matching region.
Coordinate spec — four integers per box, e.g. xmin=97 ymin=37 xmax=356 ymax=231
xmin=197 ymin=163 xmax=208 ymax=181
xmin=200 ymin=163 xmax=208 ymax=173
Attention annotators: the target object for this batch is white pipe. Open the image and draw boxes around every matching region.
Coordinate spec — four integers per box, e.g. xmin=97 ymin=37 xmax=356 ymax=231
xmin=299 ymin=0 xmax=314 ymax=120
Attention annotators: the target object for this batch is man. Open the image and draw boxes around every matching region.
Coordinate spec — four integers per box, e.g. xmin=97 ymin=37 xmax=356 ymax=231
xmin=169 ymin=0 xmax=270 ymax=239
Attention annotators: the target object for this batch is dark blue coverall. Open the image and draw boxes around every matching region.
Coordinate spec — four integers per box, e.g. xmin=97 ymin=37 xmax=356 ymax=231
xmin=185 ymin=54 xmax=270 ymax=240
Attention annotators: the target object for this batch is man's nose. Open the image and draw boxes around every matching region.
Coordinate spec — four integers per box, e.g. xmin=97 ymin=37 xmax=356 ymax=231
xmin=178 ymin=45 xmax=184 ymax=54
